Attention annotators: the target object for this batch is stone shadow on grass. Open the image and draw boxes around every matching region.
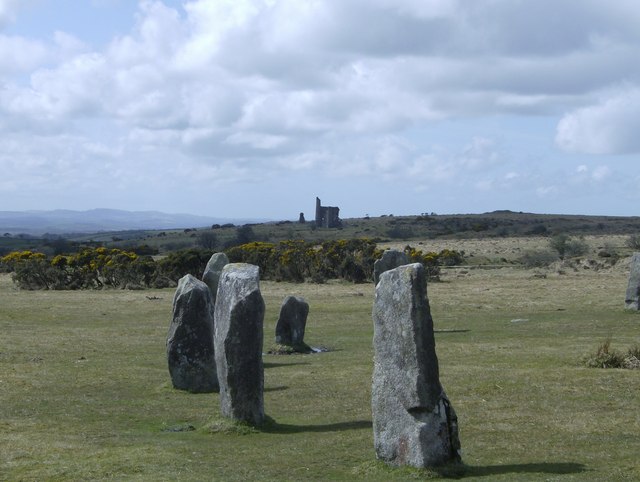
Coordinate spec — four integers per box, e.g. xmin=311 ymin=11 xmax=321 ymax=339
xmin=455 ymin=462 xmax=587 ymax=478
xmin=263 ymin=361 xmax=311 ymax=369
xmin=260 ymin=418 xmax=371 ymax=434
xmin=264 ymin=385 xmax=289 ymax=393
xmin=435 ymin=329 xmax=471 ymax=333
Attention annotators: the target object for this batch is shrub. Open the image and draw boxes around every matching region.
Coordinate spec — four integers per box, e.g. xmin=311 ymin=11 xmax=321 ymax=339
xmin=3 ymin=248 xmax=153 ymax=290
xmin=1 ymin=250 xmax=46 ymax=271
xmin=227 ymin=225 xmax=257 ymax=247
xmin=225 ymin=238 xmax=381 ymax=283
xmin=386 ymin=226 xmax=413 ymax=239
xmin=273 ymin=240 xmax=314 ymax=283
xmin=549 ymin=234 xmax=589 ymax=259
xmin=627 ymin=344 xmax=640 ymax=360
xmin=226 ymin=242 xmax=276 ymax=275
xmin=156 ymin=249 xmax=213 ymax=283
xmin=316 ymin=239 xmax=380 ymax=282
xmin=564 ymin=237 xmax=590 ymax=258
xmin=404 ymin=246 xmax=440 ymax=280
xmin=128 ymin=244 xmax=159 ymax=256
xmin=626 ymin=234 xmax=640 ymax=250
xmin=12 ymin=258 xmax=64 ymax=290
xmin=197 ymin=232 xmax=218 ymax=250
xmin=439 ymin=249 xmax=465 ymax=266
xmin=584 ymin=339 xmax=625 ymax=368
xmin=519 ymin=249 xmax=558 ymax=268
xmin=526 ymin=224 xmax=549 ymax=236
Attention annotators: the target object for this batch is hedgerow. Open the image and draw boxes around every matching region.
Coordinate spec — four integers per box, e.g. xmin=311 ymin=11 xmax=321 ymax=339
xmin=0 ymin=241 xmax=464 ymax=289
xmin=1 ymin=248 xmax=154 ymax=290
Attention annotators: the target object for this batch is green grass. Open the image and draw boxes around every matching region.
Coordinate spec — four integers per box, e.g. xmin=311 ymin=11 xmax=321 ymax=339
xmin=1 ymin=261 xmax=640 ymax=480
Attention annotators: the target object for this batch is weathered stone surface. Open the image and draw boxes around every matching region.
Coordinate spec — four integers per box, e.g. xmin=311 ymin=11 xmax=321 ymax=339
xmin=374 ymin=249 xmax=409 ymax=285
xmin=625 ymin=253 xmax=640 ymax=310
xmin=372 ymin=263 xmax=461 ymax=468
xmin=275 ymin=296 xmax=309 ymax=349
xmin=167 ymin=274 xmax=218 ymax=393
xmin=214 ymin=263 xmax=265 ymax=426
xmin=202 ymin=252 xmax=229 ymax=305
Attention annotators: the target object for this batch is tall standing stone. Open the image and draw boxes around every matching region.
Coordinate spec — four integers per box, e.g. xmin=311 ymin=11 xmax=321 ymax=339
xmin=275 ymin=296 xmax=310 ymax=350
xmin=214 ymin=263 xmax=265 ymax=426
xmin=202 ymin=252 xmax=229 ymax=305
xmin=167 ymin=274 xmax=218 ymax=393
xmin=372 ymin=263 xmax=461 ymax=468
xmin=374 ymin=249 xmax=409 ymax=285
xmin=625 ymin=253 xmax=640 ymax=310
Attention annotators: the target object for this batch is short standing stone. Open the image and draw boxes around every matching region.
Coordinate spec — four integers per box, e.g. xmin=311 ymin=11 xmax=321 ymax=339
xmin=372 ymin=263 xmax=461 ymax=468
xmin=167 ymin=274 xmax=218 ymax=393
xmin=374 ymin=249 xmax=409 ymax=285
xmin=202 ymin=252 xmax=229 ymax=305
xmin=275 ymin=296 xmax=310 ymax=350
xmin=214 ymin=263 xmax=265 ymax=426
xmin=625 ymin=253 xmax=640 ymax=310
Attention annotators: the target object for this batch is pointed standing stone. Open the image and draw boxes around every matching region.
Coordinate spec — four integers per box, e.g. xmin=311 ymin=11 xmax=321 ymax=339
xmin=167 ymin=274 xmax=218 ymax=393
xmin=372 ymin=263 xmax=461 ymax=468
xmin=202 ymin=252 xmax=229 ymax=305
xmin=625 ymin=253 xmax=640 ymax=310
xmin=275 ymin=296 xmax=310 ymax=351
xmin=214 ymin=263 xmax=265 ymax=426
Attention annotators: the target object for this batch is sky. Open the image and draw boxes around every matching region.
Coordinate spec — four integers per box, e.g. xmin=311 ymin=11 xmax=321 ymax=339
xmin=1 ymin=0 xmax=640 ymax=220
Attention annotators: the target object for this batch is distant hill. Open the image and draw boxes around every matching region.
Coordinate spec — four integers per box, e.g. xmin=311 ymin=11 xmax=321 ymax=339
xmin=0 ymin=209 xmax=266 ymax=235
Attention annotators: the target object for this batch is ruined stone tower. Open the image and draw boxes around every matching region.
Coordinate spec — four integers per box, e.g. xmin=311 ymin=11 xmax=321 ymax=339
xmin=315 ymin=197 xmax=341 ymax=228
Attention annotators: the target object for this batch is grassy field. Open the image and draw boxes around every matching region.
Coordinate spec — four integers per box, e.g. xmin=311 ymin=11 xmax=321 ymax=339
xmin=2 ymin=236 xmax=640 ymax=480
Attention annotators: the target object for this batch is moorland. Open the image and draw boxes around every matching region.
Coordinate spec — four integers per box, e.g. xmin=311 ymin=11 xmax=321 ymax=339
xmin=2 ymin=212 xmax=640 ymax=480
xmin=4 ymin=209 xmax=640 ymax=257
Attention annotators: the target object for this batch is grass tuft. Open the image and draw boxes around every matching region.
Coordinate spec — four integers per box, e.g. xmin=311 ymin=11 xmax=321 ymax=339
xmin=267 ymin=342 xmax=313 ymax=354
xmin=582 ymin=339 xmax=640 ymax=369
xmin=161 ymin=423 xmax=195 ymax=433
xmin=351 ymin=459 xmax=467 ymax=480
xmin=583 ymin=339 xmax=625 ymax=368
xmin=201 ymin=416 xmax=261 ymax=435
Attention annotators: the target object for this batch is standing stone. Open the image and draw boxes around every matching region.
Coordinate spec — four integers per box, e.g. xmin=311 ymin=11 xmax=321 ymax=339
xmin=214 ymin=263 xmax=265 ymax=426
xmin=167 ymin=274 xmax=218 ymax=393
xmin=372 ymin=263 xmax=461 ymax=468
xmin=625 ymin=253 xmax=640 ymax=310
xmin=374 ymin=249 xmax=409 ymax=285
xmin=202 ymin=252 xmax=229 ymax=305
xmin=275 ymin=296 xmax=310 ymax=350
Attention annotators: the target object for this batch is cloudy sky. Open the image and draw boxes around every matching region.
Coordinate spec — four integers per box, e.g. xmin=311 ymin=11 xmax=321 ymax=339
xmin=2 ymin=0 xmax=640 ymax=220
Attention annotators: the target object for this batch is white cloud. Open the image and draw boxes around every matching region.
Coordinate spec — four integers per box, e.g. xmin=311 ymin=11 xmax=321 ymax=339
xmin=6 ymin=1 xmax=640 ymax=141
xmin=2 ymin=0 xmax=640 ymax=216
xmin=592 ymin=165 xmax=612 ymax=182
xmin=475 ymin=179 xmax=493 ymax=191
xmin=0 ymin=0 xmax=22 ymax=28
xmin=569 ymin=164 xmax=613 ymax=187
xmin=556 ymin=86 xmax=640 ymax=154
xmin=459 ymin=137 xmax=500 ymax=170
xmin=536 ymin=185 xmax=559 ymax=198
xmin=224 ymin=131 xmax=288 ymax=150
xmin=0 ymin=34 xmax=48 ymax=74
